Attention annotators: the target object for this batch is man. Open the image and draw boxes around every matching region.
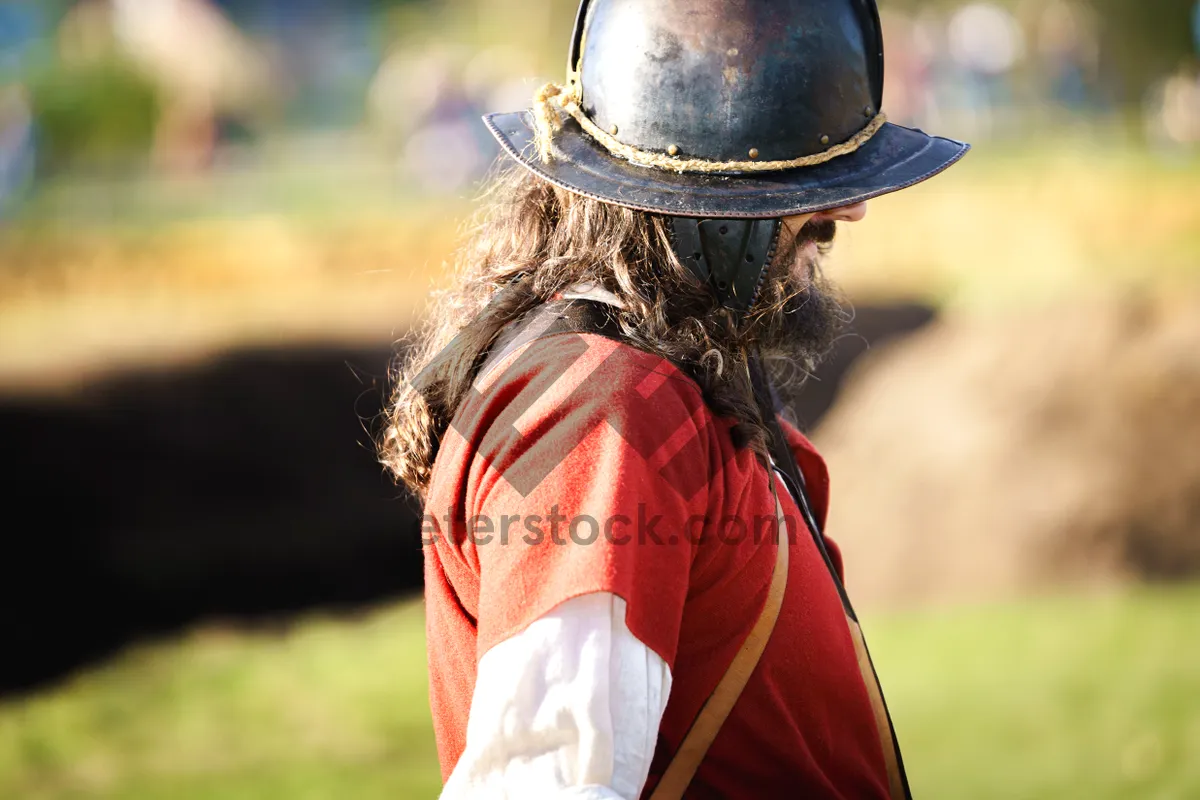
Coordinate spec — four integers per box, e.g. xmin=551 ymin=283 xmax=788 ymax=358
xmin=382 ymin=1 xmax=969 ymax=797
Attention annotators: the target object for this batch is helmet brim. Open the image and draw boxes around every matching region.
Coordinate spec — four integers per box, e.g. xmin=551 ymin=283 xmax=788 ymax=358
xmin=483 ymin=110 xmax=969 ymax=219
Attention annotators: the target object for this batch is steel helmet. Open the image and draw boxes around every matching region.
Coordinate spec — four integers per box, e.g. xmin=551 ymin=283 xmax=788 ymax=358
xmin=484 ymin=0 xmax=970 ymax=311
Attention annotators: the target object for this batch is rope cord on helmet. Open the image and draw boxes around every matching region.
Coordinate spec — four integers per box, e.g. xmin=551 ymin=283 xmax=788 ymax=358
xmin=533 ymin=79 xmax=887 ymax=175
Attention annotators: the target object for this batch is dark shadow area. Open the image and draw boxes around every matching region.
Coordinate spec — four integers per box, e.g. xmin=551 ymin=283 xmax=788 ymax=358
xmin=1 ymin=302 xmax=934 ymax=694
xmin=2 ymin=346 xmax=422 ymax=695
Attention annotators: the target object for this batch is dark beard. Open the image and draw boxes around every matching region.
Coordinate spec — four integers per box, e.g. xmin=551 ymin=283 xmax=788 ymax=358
xmin=747 ymin=218 xmax=847 ymax=374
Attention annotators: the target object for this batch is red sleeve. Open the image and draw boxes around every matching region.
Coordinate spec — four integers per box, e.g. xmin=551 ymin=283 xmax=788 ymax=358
xmin=462 ymin=334 xmax=716 ymax=669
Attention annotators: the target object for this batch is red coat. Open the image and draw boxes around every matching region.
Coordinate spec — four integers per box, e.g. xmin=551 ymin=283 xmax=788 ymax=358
xmin=421 ymin=331 xmax=892 ymax=799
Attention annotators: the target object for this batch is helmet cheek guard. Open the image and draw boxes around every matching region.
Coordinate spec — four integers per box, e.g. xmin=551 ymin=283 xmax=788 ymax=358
xmin=670 ymin=218 xmax=783 ymax=314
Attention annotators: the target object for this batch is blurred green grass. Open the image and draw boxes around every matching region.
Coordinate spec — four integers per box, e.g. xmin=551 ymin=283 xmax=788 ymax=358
xmin=869 ymin=585 xmax=1200 ymax=800
xmin=2 ymin=585 xmax=1198 ymax=799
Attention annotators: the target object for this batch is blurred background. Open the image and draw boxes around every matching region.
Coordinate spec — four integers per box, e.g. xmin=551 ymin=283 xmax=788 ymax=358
xmin=1 ymin=0 xmax=1197 ymax=797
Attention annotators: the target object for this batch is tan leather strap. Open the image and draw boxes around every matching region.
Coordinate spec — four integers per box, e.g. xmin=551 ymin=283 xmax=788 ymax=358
xmin=650 ymin=483 xmax=790 ymax=800
xmin=846 ymin=617 xmax=908 ymax=800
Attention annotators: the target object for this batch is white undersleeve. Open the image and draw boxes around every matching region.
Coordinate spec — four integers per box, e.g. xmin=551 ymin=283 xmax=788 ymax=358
xmin=439 ymin=592 xmax=672 ymax=800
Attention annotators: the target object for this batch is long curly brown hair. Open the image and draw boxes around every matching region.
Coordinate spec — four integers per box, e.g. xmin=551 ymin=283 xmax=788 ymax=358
xmin=380 ymin=164 xmax=844 ymax=499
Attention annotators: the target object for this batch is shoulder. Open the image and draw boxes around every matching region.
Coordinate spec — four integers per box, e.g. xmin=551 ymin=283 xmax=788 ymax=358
xmin=450 ymin=329 xmax=733 ymax=511
xmin=468 ymin=330 xmax=713 ymax=446
xmin=483 ymin=328 xmax=701 ymax=401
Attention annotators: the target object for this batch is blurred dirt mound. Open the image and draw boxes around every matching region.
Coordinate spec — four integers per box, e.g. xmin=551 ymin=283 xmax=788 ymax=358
xmin=815 ymin=292 xmax=1200 ymax=607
